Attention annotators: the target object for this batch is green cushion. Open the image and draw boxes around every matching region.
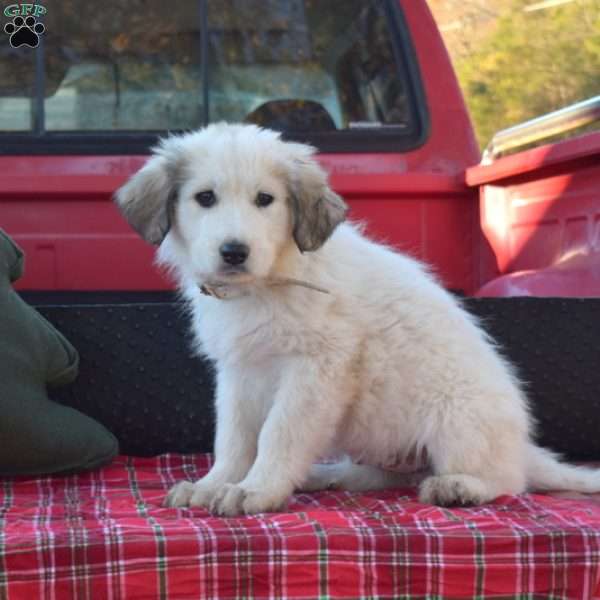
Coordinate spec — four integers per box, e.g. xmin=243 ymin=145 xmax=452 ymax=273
xmin=0 ymin=229 xmax=118 ymax=476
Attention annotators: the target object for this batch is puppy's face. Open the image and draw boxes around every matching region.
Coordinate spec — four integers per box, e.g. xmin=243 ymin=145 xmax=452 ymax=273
xmin=172 ymin=142 xmax=292 ymax=283
xmin=114 ymin=124 xmax=347 ymax=287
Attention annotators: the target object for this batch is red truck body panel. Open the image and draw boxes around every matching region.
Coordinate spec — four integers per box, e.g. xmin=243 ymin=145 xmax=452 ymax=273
xmin=0 ymin=1 xmax=486 ymax=295
xmin=467 ymin=132 xmax=600 ymax=297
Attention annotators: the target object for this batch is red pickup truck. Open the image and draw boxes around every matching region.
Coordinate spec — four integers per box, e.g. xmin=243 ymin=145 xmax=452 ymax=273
xmin=1 ymin=1 xmax=600 ymax=598
xmin=2 ymin=0 xmax=598 ymax=299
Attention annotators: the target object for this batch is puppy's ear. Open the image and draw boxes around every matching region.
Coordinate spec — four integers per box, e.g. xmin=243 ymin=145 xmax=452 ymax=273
xmin=114 ymin=137 xmax=183 ymax=245
xmin=286 ymin=143 xmax=348 ymax=253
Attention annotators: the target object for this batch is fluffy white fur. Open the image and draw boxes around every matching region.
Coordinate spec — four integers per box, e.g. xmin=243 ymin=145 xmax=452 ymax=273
xmin=115 ymin=123 xmax=600 ymax=516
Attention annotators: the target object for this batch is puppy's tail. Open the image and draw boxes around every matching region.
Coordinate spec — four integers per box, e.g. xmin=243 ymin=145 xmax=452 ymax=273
xmin=526 ymin=444 xmax=600 ymax=493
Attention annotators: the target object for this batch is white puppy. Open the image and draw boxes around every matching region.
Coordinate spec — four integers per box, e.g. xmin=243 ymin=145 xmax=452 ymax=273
xmin=115 ymin=123 xmax=600 ymax=516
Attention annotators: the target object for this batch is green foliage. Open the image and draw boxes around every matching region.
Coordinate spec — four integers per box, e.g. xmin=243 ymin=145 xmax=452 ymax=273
xmin=455 ymin=0 xmax=600 ymax=148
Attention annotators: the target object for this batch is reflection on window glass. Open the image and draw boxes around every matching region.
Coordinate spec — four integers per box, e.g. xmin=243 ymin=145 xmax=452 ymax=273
xmin=0 ymin=49 xmax=34 ymax=131
xmin=44 ymin=0 xmax=202 ymax=130
xmin=209 ymin=0 xmax=410 ymax=131
xmin=0 ymin=0 xmax=413 ymax=135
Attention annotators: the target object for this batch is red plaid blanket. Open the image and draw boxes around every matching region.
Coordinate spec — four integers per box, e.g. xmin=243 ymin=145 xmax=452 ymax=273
xmin=1 ymin=454 xmax=600 ymax=599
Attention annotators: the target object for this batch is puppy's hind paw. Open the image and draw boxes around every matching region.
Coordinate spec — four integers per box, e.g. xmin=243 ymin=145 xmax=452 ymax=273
xmin=419 ymin=474 xmax=493 ymax=507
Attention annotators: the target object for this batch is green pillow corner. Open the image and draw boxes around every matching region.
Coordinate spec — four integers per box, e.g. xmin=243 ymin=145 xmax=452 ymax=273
xmin=0 ymin=229 xmax=119 ymax=477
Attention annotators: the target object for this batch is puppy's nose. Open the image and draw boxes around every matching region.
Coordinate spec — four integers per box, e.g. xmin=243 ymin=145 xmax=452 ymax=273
xmin=220 ymin=241 xmax=249 ymax=266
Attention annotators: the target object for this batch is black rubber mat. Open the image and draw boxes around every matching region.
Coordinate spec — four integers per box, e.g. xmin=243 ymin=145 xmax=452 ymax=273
xmin=41 ymin=304 xmax=216 ymax=457
xmin=39 ymin=298 xmax=600 ymax=460
xmin=463 ymin=298 xmax=600 ymax=461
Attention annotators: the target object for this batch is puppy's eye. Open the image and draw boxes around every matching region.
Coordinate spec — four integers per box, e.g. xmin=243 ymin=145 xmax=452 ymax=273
xmin=256 ymin=192 xmax=274 ymax=208
xmin=195 ymin=190 xmax=216 ymax=208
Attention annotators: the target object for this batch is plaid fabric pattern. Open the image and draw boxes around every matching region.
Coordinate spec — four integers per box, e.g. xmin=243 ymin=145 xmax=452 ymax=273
xmin=1 ymin=454 xmax=600 ymax=600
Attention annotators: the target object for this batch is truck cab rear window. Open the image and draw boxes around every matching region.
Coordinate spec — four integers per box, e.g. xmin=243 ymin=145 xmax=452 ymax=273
xmin=0 ymin=0 xmax=426 ymax=153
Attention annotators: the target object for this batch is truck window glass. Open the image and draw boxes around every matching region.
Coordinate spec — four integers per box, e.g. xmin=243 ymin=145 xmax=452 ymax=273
xmin=0 ymin=0 xmax=421 ymax=149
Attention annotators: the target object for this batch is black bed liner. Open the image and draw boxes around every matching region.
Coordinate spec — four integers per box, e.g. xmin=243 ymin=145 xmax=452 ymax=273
xmin=36 ymin=298 xmax=600 ymax=460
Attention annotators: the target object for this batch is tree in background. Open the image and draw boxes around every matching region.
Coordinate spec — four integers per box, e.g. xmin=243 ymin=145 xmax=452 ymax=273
xmin=431 ymin=0 xmax=600 ymax=149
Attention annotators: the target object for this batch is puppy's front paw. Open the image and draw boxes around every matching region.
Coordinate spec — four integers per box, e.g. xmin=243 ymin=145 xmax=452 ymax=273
xmin=210 ymin=483 xmax=247 ymax=516
xmin=210 ymin=483 xmax=288 ymax=516
xmin=164 ymin=481 xmax=196 ymax=508
xmin=164 ymin=478 xmax=223 ymax=509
